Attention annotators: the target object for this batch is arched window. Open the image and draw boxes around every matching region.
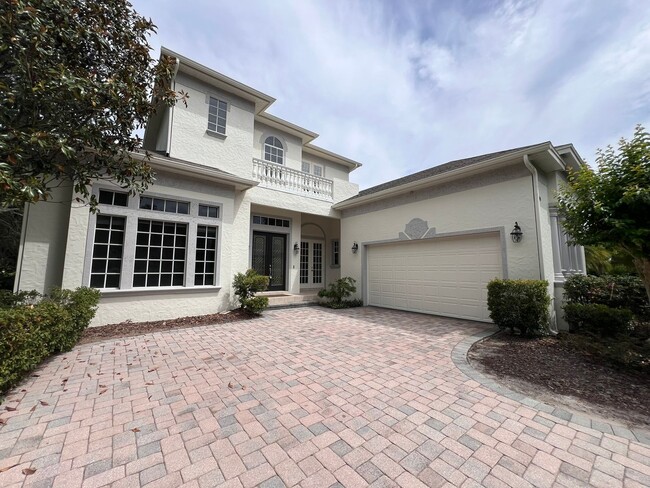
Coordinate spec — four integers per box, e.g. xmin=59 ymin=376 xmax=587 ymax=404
xmin=264 ymin=136 xmax=284 ymax=164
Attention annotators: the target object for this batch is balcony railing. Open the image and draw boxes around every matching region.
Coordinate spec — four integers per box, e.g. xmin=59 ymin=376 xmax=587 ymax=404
xmin=252 ymin=158 xmax=334 ymax=201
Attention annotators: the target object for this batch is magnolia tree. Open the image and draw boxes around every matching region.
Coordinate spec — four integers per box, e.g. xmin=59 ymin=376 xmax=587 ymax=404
xmin=557 ymin=125 xmax=650 ymax=303
xmin=0 ymin=0 xmax=185 ymax=208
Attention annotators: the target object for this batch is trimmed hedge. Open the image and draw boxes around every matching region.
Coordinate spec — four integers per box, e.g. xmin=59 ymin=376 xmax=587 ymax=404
xmin=563 ymin=274 xmax=649 ymax=320
xmin=563 ymin=303 xmax=633 ymax=337
xmin=487 ymin=279 xmax=551 ymax=336
xmin=318 ymin=277 xmax=360 ymax=309
xmin=232 ymin=269 xmax=269 ymax=315
xmin=0 ymin=287 xmax=100 ymax=393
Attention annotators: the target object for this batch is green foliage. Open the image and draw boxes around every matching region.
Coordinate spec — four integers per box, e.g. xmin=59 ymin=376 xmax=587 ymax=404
xmin=0 ymin=287 xmax=100 ymax=393
xmin=0 ymin=207 xmax=22 ymax=289
xmin=0 ymin=0 xmax=185 ymax=208
xmin=556 ymin=125 xmax=650 ymax=302
xmin=563 ymin=274 xmax=649 ymax=320
xmin=585 ymin=245 xmax=637 ymax=276
xmin=487 ymin=279 xmax=551 ymax=336
xmin=318 ymin=277 xmax=360 ymax=308
xmin=563 ymin=303 xmax=633 ymax=337
xmin=232 ymin=269 xmax=269 ymax=315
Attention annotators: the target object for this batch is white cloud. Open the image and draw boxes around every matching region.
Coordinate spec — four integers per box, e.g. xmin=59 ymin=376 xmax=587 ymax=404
xmin=132 ymin=0 xmax=650 ymax=187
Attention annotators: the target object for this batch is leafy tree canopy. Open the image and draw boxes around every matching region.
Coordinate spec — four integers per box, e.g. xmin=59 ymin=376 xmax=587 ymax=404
xmin=0 ymin=0 xmax=183 ymax=208
xmin=557 ymin=124 xmax=650 ymax=301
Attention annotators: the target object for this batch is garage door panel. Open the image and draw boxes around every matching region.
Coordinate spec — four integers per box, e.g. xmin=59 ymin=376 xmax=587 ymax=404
xmin=367 ymin=233 xmax=502 ymax=322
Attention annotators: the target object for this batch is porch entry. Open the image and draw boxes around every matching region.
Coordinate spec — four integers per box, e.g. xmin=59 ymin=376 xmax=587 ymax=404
xmin=252 ymin=231 xmax=287 ymax=291
xmin=300 ymin=239 xmax=324 ymax=288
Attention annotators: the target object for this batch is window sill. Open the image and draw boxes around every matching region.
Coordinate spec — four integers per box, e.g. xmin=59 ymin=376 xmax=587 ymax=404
xmin=99 ymin=286 xmax=222 ymax=297
xmin=205 ymin=130 xmax=227 ymax=140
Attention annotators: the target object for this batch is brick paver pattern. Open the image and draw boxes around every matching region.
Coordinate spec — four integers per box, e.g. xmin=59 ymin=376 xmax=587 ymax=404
xmin=1 ymin=307 xmax=649 ymax=488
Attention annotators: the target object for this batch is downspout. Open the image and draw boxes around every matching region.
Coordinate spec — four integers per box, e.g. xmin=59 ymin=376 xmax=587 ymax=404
xmin=524 ymin=155 xmax=556 ymax=332
xmin=165 ymin=57 xmax=180 ymax=157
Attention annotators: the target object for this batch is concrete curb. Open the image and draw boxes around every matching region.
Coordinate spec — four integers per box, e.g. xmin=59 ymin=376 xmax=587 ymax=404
xmin=451 ymin=329 xmax=650 ymax=446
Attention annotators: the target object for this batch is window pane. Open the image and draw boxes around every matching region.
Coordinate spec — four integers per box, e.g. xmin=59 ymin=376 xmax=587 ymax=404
xmin=195 ymin=225 xmax=218 ymax=286
xmin=98 ymin=190 xmax=113 ymax=205
xmin=199 ymin=205 xmax=208 ymax=217
xmin=133 ymin=219 xmax=187 ymax=288
xmin=140 ymin=197 xmax=152 ymax=210
xmin=113 ymin=192 xmax=128 ymax=207
xmin=89 ymin=216 xmax=124 ymax=289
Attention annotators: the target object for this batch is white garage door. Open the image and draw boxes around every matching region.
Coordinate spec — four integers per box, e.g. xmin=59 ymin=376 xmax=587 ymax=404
xmin=367 ymin=233 xmax=502 ymax=322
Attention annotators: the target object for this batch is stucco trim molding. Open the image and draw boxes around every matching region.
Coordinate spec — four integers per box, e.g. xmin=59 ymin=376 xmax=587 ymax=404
xmin=398 ymin=218 xmax=436 ymax=240
xmin=360 ymin=226 xmax=509 ymax=306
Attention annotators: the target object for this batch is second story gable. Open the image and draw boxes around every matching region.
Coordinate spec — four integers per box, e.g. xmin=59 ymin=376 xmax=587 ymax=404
xmin=144 ymin=47 xmax=361 ymax=204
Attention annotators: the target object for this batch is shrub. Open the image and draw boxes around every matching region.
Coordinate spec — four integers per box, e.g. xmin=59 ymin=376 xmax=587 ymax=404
xmin=563 ymin=303 xmax=633 ymax=337
xmin=0 ymin=287 xmax=100 ymax=393
xmin=318 ymin=277 xmax=361 ymax=308
xmin=564 ymin=274 xmax=649 ymax=320
xmin=232 ymin=269 xmax=269 ymax=315
xmin=486 ymin=279 xmax=551 ymax=336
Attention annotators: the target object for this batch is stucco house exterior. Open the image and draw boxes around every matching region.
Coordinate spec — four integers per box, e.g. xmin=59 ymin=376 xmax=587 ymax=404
xmin=14 ymin=48 xmax=585 ymax=329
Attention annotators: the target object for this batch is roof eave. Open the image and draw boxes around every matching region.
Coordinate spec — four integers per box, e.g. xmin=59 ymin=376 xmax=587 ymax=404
xmin=303 ymin=143 xmax=362 ymax=170
xmin=255 ymin=112 xmax=318 ymax=144
xmin=162 ymin=47 xmax=276 ymax=114
xmin=132 ymin=152 xmax=258 ymax=191
xmin=333 ymin=142 xmax=553 ymax=210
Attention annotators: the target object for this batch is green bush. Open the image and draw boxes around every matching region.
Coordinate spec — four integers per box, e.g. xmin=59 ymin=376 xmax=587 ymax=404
xmin=563 ymin=302 xmax=633 ymax=337
xmin=318 ymin=277 xmax=361 ymax=309
xmin=0 ymin=287 xmax=100 ymax=393
xmin=564 ymin=274 xmax=649 ymax=320
xmin=487 ymin=279 xmax=551 ymax=336
xmin=232 ymin=269 xmax=269 ymax=315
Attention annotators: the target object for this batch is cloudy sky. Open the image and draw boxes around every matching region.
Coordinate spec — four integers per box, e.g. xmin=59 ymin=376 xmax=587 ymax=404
xmin=131 ymin=0 xmax=650 ymax=189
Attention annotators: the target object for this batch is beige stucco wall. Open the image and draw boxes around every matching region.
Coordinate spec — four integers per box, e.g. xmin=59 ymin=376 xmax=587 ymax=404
xmin=168 ymin=73 xmax=256 ymax=179
xmin=340 ymin=164 xmax=541 ymax=301
xmin=55 ymin=170 xmax=255 ymax=326
xmin=15 ymin=184 xmax=73 ymax=294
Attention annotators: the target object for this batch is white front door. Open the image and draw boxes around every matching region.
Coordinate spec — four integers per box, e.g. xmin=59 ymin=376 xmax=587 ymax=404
xmin=300 ymin=240 xmax=324 ymax=288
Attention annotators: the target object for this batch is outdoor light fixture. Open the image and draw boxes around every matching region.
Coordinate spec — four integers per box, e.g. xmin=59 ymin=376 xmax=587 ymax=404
xmin=510 ymin=222 xmax=523 ymax=243
xmin=293 ymin=242 xmax=299 ymax=254
xmin=351 ymin=242 xmax=359 ymax=254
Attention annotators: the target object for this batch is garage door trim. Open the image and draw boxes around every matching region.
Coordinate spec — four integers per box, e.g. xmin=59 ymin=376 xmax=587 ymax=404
xmin=361 ymin=226 xmax=508 ymax=317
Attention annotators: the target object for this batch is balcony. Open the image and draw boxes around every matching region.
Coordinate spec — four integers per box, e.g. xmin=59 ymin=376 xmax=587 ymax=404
xmin=252 ymin=158 xmax=333 ymax=201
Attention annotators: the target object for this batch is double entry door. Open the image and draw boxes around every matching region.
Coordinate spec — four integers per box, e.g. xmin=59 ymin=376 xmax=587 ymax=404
xmin=252 ymin=231 xmax=286 ymax=291
xmin=300 ymin=239 xmax=324 ymax=288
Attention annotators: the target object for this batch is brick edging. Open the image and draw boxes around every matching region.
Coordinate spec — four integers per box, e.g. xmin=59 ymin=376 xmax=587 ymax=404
xmin=450 ymin=329 xmax=650 ymax=446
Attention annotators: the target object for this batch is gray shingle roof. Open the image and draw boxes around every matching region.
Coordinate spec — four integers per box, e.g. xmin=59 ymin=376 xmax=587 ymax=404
xmin=347 ymin=142 xmax=547 ymax=201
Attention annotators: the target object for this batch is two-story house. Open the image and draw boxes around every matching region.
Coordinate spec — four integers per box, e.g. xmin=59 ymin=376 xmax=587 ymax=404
xmin=14 ymin=47 xmax=361 ymax=325
xmin=14 ymin=47 xmax=585 ymax=329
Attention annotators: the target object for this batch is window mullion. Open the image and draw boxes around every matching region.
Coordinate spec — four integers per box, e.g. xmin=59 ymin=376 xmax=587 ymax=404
xmin=120 ymin=214 xmax=138 ymax=290
xmin=186 ymin=223 xmax=198 ymax=288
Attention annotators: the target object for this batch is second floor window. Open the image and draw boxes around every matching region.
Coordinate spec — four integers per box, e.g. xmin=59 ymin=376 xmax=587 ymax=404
xmin=208 ymin=97 xmax=227 ymax=135
xmin=264 ymin=136 xmax=284 ymax=164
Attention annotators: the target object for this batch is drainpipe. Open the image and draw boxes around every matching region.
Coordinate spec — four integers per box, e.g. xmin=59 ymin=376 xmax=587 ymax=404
xmin=524 ymin=155 xmax=556 ymax=332
xmin=165 ymin=57 xmax=180 ymax=157
xmin=523 ymin=155 xmax=545 ymax=280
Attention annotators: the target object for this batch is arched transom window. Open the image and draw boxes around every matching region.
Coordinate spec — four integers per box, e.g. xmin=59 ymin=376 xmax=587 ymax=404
xmin=264 ymin=136 xmax=284 ymax=164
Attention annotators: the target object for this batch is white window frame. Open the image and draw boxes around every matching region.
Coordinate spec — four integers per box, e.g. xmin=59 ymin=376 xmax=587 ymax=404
xmin=331 ymin=239 xmax=340 ymax=268
xmin=264 ymin=136 xmax=284 ymax=165
xmin=301 ymin=161 xmax=324 ymax=177
xmin=207 ymin=96 xmax=228 ymax=136
xmin=83 ymin=185 xmax=223 ymax=292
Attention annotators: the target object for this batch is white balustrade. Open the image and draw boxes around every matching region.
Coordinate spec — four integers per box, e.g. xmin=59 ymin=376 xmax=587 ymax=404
xmin=252 ymin=158 xmax=334 ymax=201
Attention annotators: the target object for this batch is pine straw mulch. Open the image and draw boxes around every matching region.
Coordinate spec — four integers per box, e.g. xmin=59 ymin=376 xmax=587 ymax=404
xmin=78 ymin=309 xmax=256 ymax=345
xmin=468 ymin=332 xmax=650 ymax=428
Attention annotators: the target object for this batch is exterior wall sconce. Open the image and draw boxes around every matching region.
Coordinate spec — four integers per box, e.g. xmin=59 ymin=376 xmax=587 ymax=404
xmin=510 ymin=222 xmax=523 ymax=243
xmin=293 ymin=242 xmax=299 ymax=254
xmin=351 ymin=242 xmax=359 ymax=254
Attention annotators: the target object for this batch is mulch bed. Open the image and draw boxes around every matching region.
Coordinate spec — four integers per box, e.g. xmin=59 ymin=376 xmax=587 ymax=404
xmin=468 ymin=332 xmax=650 ymax=428
xmin=79 ymin=309 xmax=255 ymax=345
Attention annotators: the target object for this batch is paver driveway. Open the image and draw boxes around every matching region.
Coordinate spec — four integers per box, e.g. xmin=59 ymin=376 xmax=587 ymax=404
xmin=0 ymin=307 xmax=649 ymax=488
